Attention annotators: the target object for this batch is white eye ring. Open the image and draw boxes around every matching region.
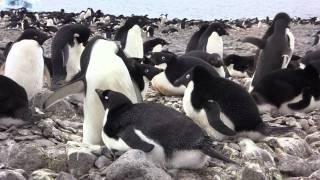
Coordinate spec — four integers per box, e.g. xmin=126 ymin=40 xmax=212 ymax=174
xmin=145 ymin=69 xmax=149 ymax=73
xmin=161 ymin=56 xmax=166 ymax=60
xmin=208 ymin=99 xmax=214 ymax=103
xmin=186 ymin=74 xmax=190 ymax=79
xmin=104 ymin=96 xmax=109 ymax=100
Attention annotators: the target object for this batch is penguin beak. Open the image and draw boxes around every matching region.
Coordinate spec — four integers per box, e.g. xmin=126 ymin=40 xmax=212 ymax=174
xmin=95 ymin=89 xmax=104 ymax=98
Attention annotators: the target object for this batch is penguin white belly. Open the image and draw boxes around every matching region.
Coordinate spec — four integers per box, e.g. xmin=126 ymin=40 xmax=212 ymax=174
xmin=5 ymin=40 xmax=44 ymax=100
xmin=65 ymin=42 xmax=84 ymax=81
xmin=140 ymin=77 xmax=150 ymax=99
xmin=183 ymin=82 xmax=235 ymax=140
xmin=168 ymin=150 xmax=209 ymax=169
xmin=206 ymin=32 xmax=223 ymax=58
xmin=84 ymin=40 xmax=138 ymax=145
xmin=279 ymin=94 xmax=320 ymax=114
xmin=155 ymin=63 xmax=167 ymax=70
xmin=214 ymin=66 xmax=226 ymax=77
xmin=152 ymin=44 xmax=163 ymax=53
xmin=227 ymin=64 xmax=249 ymax=78
xmin=151 ymin=72 xmax=185 ymax=96
xmin=124 ymin=25 xmax=144 ymax=58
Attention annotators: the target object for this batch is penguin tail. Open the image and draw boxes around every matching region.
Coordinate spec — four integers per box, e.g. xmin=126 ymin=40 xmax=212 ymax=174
xmin=256 ymin=123 xmax=294 ymax=136
xmin=199 ymin=137 xmax=240 ymax=165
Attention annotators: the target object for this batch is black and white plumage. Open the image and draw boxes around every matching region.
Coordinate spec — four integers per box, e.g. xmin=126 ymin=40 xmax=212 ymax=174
xmin=143 ymin=38 xmax=169 ymax=57
xmin=174 ymin=66 xmax=292 ymax=141
xmin=251 ymin=65 xmax=320 ymax=114
xmin=223 ymin=54 xmax=255 ymax=78
xmin=185 ymin=24 xmax=209 ymax=53
xmin=313 ymin=31 xmax=320 ymax=46
xmin=96 ymin=89 xmax=237 ymax=169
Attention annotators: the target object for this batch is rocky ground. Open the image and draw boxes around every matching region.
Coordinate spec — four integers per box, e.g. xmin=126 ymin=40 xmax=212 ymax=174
xmin=0 ymin=21 xmax=320 ymax=180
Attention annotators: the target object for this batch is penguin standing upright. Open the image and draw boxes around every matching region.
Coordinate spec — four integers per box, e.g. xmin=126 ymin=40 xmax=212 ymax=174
xmin=174 ymin=66 xmax=292 ymax=141
xmin=4 ymin=29 xmax=50 ymax=100
xmin=197 ymin=23 xmax=229 ymax=58
xmin=185 ymin=24 xmax=209 ymax=53
xmin=313 ymin=31 xmax=320 ymax=46
xmin=43 ymin=37 xmax=139 ymax=145
xmin=180 ymin=18 xmax=187 ymax=29
xmin=243 ymin=13 xmax=294 ymax=91
xmin=51 ymin=24 xmax=91 ymax=88
xmin=96 ymin=89 xmax=237 ymax=169
xmin=114 ymin=16 xmax=147 ymax=58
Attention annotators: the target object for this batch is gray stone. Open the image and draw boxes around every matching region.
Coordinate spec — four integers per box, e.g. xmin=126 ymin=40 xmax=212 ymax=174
xmin=267 ymin=137 xmax=312 ymax=158
xmin=299 ymin=119 xmax=309 ymax=130
xmin=305 ymin=132 xmax=320 ymax=144
xmin=67 ymin=147 xmax=97 ymax=177
xmin=45 ymin=145 xmax=68 ymax=172
xmin=94 ymin=156 xmax=112 ymax=169
xmin=0 ymin=132 xmax=9 ymax=140
xmin=14 ymin=135 xmax=42 ymax=141
xmin=31 ymin=169 xmax=58 ymax=180
xmin=241 ymin=163 xmax=266 ymax=180
xmin=101 ymin=149 xmax=172 ymax=180
xmin=309 ymin=169 xmax=320 ymax=179
xmin=55 ymin=172 xmax=77 ymax=180
xmin=7 ymin=143 xmax=46 ymax=172
xmin=0 ymin=170 xmax=26 ymax=180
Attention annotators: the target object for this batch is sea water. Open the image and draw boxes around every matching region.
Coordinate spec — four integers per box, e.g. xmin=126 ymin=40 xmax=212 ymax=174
xmin=1 ymin=0 xmax=319 ymax=20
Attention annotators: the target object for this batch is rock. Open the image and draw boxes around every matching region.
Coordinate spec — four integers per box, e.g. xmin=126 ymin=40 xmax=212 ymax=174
xmin=267 ymin=137 xmax=312 ymax=158
xmin=305 ymin=132 xmax=320 ymax=144
xmin=176 ymin=170 xmax=202 ymax=180
xmin=7 ymin=143 xmax=46 ymax=172
xmin=309 ymin=169 xmax=320 ymax=179
xmin=31 ymin=169 xmax=58 ymax=180
xmin=101 ymin=149 xmax=172 ymax=180
xmin=17 ymin=129 xmax=33 ymax=136
xmin=0 ymin=169 xmax=26 ymax=180
xmin=94 ymin=156 xmax=112 ymax=169
xmin=299 ymin=119 xmax=309 ymax=130
xmin=276 ymin=150 xmax=313 ymax=176
xmin=55 ymin=172 xmax=77 ymax=180
xmin=67 ymin=147 xmax=97 ymax=177
xmin=45 ymin=145 xmax=68 ymax=172
xmin=0 ymin=132 xmax=8 ymax=140
xmin=14 ymin=135 xmax=42 ymax=141
xmin=239 ymin=139 xmax=275 ymax=166
xmin=32 ymin=139 xmax=56 ymax=147
xmin=241 ymin=163 xmax=266 ymax=180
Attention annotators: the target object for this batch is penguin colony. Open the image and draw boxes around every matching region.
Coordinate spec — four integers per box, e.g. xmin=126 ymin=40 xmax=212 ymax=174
xmin=0 ymin=7 xmax=320 ymax=172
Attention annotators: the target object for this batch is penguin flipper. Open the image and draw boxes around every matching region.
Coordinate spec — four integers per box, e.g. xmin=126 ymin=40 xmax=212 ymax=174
xmin=132 ymin=81 xmax=143 ymax=103
xmin=313 ymin=35 xmax=319 ymax=46
xmin=43 ymin=80 xmax=84 ymax=109
xmin=242 ymin=37 xmax=266 ymax=49
xmin=281 ymin=48 xmax=293 ymax=68
xmin=204 ymin=100 xmax=236 ymax=136
xmin=287 ymin=87 xmax=312 ymax=110
xmin=119 ymin=127 xmax=155 ymax=153
xmin=62 ymin=45 xmax=69 ymax=67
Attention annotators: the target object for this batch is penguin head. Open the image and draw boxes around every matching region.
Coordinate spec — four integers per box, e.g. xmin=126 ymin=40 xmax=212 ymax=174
xmin=223 ymin=55 xmax=249 ymax=72
xmin=150 ymin=51 xmax=177 ymax=69
xmin=16 ymin=29 xmax=50 ymax=45
xmin=273 ymin=12 xmax=291 ymax=28
xmin=125 ymin=16 xmax=148 ymax=28
xmin=96 ymin=89 xmax=132 ymax=110
xmin=174 ymin=66 xmax=213 ymax=87
xmin=136 ymin=63 xmax=163 ymax=80
xmin=207 ymin=53 xmax=223 ymax=67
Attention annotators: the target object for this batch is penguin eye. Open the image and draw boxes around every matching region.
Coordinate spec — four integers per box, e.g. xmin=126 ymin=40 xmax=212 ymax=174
xmin=144 ymin=69 xmax=149 ymax=73
xmin=104 ymin=96 xmax=109 ymax=100
xmin=186 ymin=74 xmax=190 ymax=79
xmin=161 ymin=56 xmax=166 ymax=61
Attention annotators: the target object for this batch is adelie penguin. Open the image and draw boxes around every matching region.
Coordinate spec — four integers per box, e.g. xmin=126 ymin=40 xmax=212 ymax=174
xmin=185 ymin=24 xmax=209 ymax=53
xmin=143 ymin=38 xmax=169 ymax=58
xmin=114 ymin=16 xmax=148 ymax=58
xmin=223 ymin=54 xmax=255 ymax=78
xmin=96 ymin=89 xmax=238 ymax=169
xmin=243 ymin=12 xmax=294 ymax=91
xmin=174 ymin=66 xmax=293 ymax=141
xmin=183 ymin=50 xmax=228 ymax=77
xmin=197 ymin=23 xmax=229 ymax=58
xmin=313 ymin=31 xmax=320 ymax=47
xmin=51 ymin=24 xmax=91 ymax=89
xmin=0 ymin=75 xmax=33 ymax=127
xmin=43 ymin=37 xmax=140 ymax=145
xmin=150 ymin=51 xmax=219 ymax=96
xmin=4 ymin=29 xmax=50 ymax=100
xmin=251 ymin=65 xmax=320 ymax=114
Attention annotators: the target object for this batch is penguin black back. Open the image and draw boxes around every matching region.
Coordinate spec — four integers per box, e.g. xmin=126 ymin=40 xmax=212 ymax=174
xmin=185 ymin=24 xmax=208 ymax=52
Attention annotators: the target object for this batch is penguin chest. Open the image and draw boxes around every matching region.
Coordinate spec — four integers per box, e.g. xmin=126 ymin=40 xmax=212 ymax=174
xmin=5 ymin=40 xmax=44 ymax=99
xmin=65 ymin=42 xmax=84 ymax=81
xmin=206 ymin=32 xmax=223 ymax=58
xmin=227 ymin=64 xmax=249 ymax=78
xmin=152 ymin=44 xmax=163 ymax=53
xmin=124 ymin=25 xmax=144 ymax=58
xmin=279 ymin=94 xmax=320 ymax=114
xmin=183 ymin=83 xmax=234 ymax=140
xmin=151 ymin=72 xmax=185 ymax=96
xmin=214 ymin=66 xmax=226 ymax=78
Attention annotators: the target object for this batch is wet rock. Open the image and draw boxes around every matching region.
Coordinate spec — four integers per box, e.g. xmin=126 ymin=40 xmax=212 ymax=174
xmin=239 ymin=139 xmax=275 ymax=166
xmin=94 ymin=156 xmax=112 ymax=169
xmin=7 ymin=143 xmax=46 ymax=172
xmin=55 ymin=172 xmax=77 ymax=180
xmin=31 ymin=169 xmax=58 ymax=180
xmin=101 ymin=149 xmax=172 ymax=180
xmin=267 ymin=137 xmax=312 ymax=158
xmin=241 ymin=163 xmax=266 ymax=180
xmin=0 ymin=169 xmax=26 ymax=180
xmin=67 ymin=147 xmax=97 ymax=177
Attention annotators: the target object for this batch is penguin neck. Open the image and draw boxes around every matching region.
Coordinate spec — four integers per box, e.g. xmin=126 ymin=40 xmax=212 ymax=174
xmin=274 ymin=23 xmax=287 ymax=34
